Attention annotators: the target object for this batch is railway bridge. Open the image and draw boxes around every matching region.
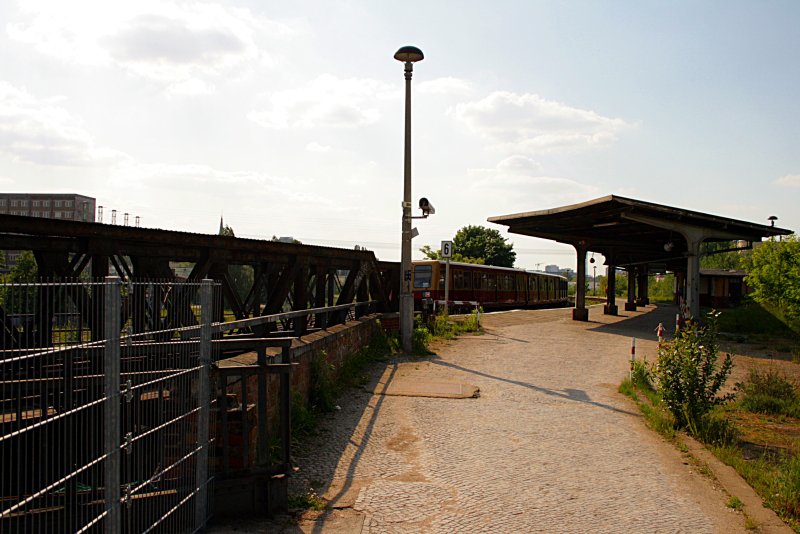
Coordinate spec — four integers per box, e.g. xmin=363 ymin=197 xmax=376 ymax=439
xmin=0 ymin=214 xmax=400 ymax=532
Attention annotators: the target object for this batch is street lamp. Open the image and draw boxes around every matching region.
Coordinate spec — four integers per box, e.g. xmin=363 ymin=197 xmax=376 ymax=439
xmin=395 ymin=45 xmax=424 ymax=353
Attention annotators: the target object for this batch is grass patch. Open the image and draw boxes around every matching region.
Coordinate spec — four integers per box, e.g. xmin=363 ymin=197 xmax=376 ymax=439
xmin=623 ymin=359 xmax=800 ymax=530
xmin=711 ymin=301 xmax=800 ymax=339
xmin=712 ymin=444 xmax=800 ymax=530
xmin=412 ymin=310 xmax=483 ymax=355
xmin=428 ymin=309 xmax=483 ymax=340
xmin=727 ymin=495 xmax=744 ymax=510
xmin=737 ymin=367 xmax=800 ymax=418
xmin=288 ymin=485 xmax=326 ymax=512
xmin=619 ymin=375 xmax=676 ymax=440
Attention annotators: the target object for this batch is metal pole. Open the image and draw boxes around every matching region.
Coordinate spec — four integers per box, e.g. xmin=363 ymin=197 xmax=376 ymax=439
xmin=399 ymin=60 xmax=415 ymax=353
xmin=104 ymin=276 xmax=121 ymax=534
xmin=194 ymin=279 xmax=212 ymax=530
xmin=444 ymin=258 xmax=450 ymax=314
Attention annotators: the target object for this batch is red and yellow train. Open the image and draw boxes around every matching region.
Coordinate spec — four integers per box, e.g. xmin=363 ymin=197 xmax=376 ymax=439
xmin=412 ymin=260 xmax=568 ymax=311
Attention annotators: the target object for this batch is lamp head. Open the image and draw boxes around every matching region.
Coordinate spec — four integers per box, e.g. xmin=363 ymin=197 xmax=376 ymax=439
xmin=394 ymin=46 xmax=424 ymax=63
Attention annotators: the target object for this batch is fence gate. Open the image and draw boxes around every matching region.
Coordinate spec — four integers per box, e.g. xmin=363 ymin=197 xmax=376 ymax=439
xmin=0 ymin=277 xmax=219 ymax=533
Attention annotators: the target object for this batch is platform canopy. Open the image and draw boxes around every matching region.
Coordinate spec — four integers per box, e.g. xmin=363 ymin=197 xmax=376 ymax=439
xmin=489 ymin=195 xmax=790 ymax=270
xmin=488 ymin=195 xmax=792 ymax=320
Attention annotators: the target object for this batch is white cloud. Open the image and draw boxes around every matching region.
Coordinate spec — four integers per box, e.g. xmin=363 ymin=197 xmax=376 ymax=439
xmin=0 ymin=81 xmax=128 ymax=166
xmin=417 ymin=77 xmax=472 ymax=95
xmin=248 ymin=74 xmax=395 ymax=129
xmin=305 ymin=142 xmax=332 ymax=153
xmin=7 ymin=0 xmax=290 ymax=95
xmin=775 ymin=174 xmax=800 ymax=187
xmin=453 ymin=91 xmax=631 ymax=153
xmin=468 ymin=155 xmax=600 ymax=210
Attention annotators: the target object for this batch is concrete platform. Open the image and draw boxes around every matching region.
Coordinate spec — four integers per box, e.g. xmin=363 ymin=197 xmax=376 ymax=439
xmin=374 ymin=379 xmax=479 ymax=399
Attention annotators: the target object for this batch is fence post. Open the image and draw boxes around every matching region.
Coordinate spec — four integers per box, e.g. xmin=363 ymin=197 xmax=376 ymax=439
xmin=195 ymin=279 xmax=213 ymax=530
xmin=104 ymin=276 xmax=122 ymax=534
xmin=280 ymin=345 xmax=292 ymax=470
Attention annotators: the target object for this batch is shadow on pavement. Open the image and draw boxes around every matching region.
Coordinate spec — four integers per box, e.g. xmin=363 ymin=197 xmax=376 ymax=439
xmin=427 ymin=358 xmax=639 ymax=417
xmin=588 ymin=303 xmax=679 ymax=341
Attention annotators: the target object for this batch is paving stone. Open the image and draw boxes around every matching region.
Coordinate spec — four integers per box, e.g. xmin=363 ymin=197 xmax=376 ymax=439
xmin=288 ymin=305 xmax=736 ymax=533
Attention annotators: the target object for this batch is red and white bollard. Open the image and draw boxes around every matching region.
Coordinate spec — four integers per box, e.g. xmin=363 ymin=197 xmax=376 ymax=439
xmin=629 ymin=337 xmax=636 ymax=378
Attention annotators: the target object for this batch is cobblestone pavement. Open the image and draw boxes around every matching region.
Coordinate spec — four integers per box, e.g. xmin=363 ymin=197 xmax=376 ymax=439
xmin=283 ymin=304 xmax=742 ymax=533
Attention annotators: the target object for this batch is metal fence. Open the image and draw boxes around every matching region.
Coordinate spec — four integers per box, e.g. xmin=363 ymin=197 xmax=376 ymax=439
xmin=0 ymin=278 xmax=220 ymax=533
xmin=1 ymin=275 xmax=376 ymax=533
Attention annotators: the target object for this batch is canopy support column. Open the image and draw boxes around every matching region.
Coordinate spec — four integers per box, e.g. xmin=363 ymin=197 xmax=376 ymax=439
xmin=573 ymin=243 xmax=588 ymax=321
xmin=604 ymin=264 xmax=618 ymax=315
xmin=636 ymin=265 xmax=649 ymax=306
xmin=625 ymin=268 xmax=637 ymax=311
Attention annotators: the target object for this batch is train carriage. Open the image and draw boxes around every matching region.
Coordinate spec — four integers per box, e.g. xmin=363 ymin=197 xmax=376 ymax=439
xmin=412 ymin=260 xmax=568 ymax=311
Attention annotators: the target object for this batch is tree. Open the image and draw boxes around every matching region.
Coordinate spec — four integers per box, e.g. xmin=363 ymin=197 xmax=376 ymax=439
xmin=700 ymin=241 xmax=747 ymax=270
xmin=419 ymin=245 xmax=484 ymax=264
xmin=8 ymin=251 xmax=38 ymax=283
xmin=744 ymin=235 xmax=800 ymax=323
xmin=2 ymin=251 xmax=39 ymax=313
xmin=597 ymin=271 xmax=629 ymax=297
xmin=219 ymin=224 xmax=254 ymax=302
xmin=443 ymin=225 xmax=516 ymax=267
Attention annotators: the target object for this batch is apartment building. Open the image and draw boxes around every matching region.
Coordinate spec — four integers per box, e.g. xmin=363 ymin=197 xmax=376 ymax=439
xmin=0 ymin=193 xmax=96 ymax=222
xmin=0 ymin=193 xmax=96 ymax=268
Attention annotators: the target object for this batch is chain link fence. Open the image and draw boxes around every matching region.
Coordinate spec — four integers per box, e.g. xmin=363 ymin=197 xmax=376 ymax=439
xmin=0 ymin=278 xmax=220 ymax=533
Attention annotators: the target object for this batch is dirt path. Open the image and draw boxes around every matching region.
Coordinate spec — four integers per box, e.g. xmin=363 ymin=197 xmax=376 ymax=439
xmin=213 ymin=304 xmax=754 ymax=533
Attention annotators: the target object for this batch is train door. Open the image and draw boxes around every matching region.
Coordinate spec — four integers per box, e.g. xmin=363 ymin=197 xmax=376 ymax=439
xmin=487 ymin=273 xmax=497 ymax=304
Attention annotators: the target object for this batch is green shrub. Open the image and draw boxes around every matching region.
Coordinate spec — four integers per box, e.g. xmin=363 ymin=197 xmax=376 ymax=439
xmin=654 ymin=311 xmax=733 ymax=430
xmin=737 ymin=368 xmax=800 ymax=417
xmin=430 ymin=312 xmax=455 ymax=339
xmin=412 ymin=325 xmax=432 ymax=355
xmin=427 ymin=309 xmax=482 ymax=340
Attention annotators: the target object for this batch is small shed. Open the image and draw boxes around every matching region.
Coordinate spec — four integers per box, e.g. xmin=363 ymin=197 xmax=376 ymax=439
xmin=699 ymin=269 xmax=749 ymax=308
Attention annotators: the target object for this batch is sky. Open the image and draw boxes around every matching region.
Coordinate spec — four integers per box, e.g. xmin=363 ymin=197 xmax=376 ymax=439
xmin=0 ymin=0 xmax=798 ymax=270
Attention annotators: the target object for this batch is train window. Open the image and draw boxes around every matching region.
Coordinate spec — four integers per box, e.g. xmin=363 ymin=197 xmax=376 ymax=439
xmin=474 ymin=272 xmax=482 ymax=290
xmin=413 ymin=265 xmax=432 ymax=288
xmin=458 ymin=270 xmax=471 ymax=289
xmin=487 ymin=274 xmax=496 ymax=289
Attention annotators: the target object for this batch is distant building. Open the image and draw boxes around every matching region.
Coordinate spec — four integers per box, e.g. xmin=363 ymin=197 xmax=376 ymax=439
xmin=544 ymin=264 xmax=574 ymax=279
xmin=0 ymin=193 xmax=95 ymax=222
xmin=1 ymin=193 xmax=96 ymax=267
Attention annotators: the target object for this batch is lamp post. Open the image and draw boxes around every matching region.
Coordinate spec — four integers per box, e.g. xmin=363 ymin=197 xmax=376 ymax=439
xmin=593 ymin=265 xmax=597 ymax=295
xmin=394 ymin=45 xmax=424 ymax=353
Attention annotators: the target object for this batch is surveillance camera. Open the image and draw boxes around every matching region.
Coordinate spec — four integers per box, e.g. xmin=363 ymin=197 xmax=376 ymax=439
xmin=418 ymin=197 xmax=435 ymax=216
